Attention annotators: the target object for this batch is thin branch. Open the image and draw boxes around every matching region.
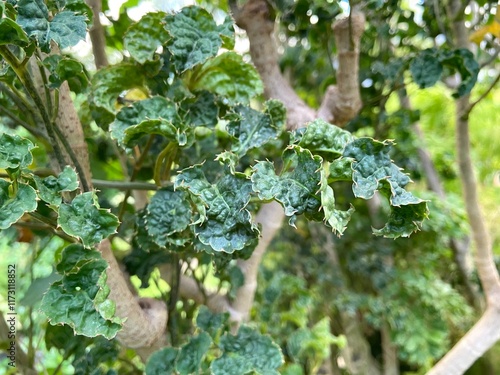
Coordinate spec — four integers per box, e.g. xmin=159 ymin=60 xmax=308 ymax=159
xmin=0 ymin=46 xmax=67 ymax=170
xmin=93 ymin=179 xmax=159 ymax=190
xmin=467 ymin=71 xmax=500 ymax=113
xmin=0 ymin=105 xmax=50 ymax=142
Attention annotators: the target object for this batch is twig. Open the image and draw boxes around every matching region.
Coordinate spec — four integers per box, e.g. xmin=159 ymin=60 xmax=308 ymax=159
xmin=467 ymin=71 xmax=500 ymax=113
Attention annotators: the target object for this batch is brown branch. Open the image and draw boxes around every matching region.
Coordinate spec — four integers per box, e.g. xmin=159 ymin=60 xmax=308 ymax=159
xmin=428 ymin=1 xmax=500 ymax=372
xmin=318 ymin=12 xmax=365 ymax=126
xmin=233 ymin=0 xmax=316 ymax=130
xmin=86 ymin=0 xmax=109 ymax=69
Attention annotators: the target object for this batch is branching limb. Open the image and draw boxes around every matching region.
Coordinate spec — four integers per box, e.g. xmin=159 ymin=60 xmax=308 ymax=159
xmin=233 ymin=0 xmax=316 ymax=130
xmin=318 ymin=12 xmax=365 ymax=126
xmin=86 ymin=0 xmax=109 ymax=68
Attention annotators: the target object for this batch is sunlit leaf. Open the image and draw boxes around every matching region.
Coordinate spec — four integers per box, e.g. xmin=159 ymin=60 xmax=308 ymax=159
xmin=192 ymin=52 xmax=263 ymax=104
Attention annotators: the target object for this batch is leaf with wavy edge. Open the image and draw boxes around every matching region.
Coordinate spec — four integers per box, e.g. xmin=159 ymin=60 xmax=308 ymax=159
xmin=165 ymin=6 xmax=221 ymax=72
xmin=251 ymin=146 xmax=321 ymax=226
xmin=227 ymin=100 xmax=286 ymax=156
xmin=175 ymin=166 xmax=258 ymax=253
xmin=41 ymin=245 xmax=123 ymax=339
xmin=58 ymin=192 xmax=119 ymax=247
xmin=0 ymin=181 xmax=37 ymax=229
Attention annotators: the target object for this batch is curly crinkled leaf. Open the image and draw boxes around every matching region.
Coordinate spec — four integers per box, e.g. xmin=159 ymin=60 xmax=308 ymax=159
xmin=211 ymin=326 xmax=283 ymax=375
xmin=176 ymin=332 xmax=212 ymax=375
xmin=34 ymin=166 xmax=78 ymax=206
xmin=373 ymin=200 xmax=429 ymax=238
xmin=40 ymin=244 xmax=123 ymax=339
xmin=343 ymin=138 xmax=428 ymax=238
xmin=215 ymin=151 xmax=239 ymax=174
xmin=297 ymin=119 xmax=354 ymax=161
xmin=165 ymin=6 xmax=222 ymax=72
xmin=17 ymin=0 xmax=87 ymax=52
xmin=228 ymin=100 xmax=286 ymax=156
xmin=329 ymin=157 xmax=354 ymax=181
xmin=0 ymin=133 xmax=34 ymax=169
xmin=343 ymin=138 xmax=422 ymax=205
xmin=192 ymin=52 xmax=263 ymax=104
xmin=146 ymin=348 xmax=179 ymax=375
xmin=179 ymin=90 xmax=219 ymax=128
xmin=251 ymin=146 xmax=322 ymax=226
xmin=125 ymin=12 xmax=169 ymax=64
xmin=319 ymin=163 xmax=354 ymax=236
xmin=110 ymin=96 xmax=182 ymax=147
xmin=49 ymin=11 xmax=87 ymax=49
xmin=0 ymin=181 xmax=37 ymax=229
xmin=0 ymin=18 xmax=30 ymax=46
xmin=58 ymin=192 xmax=119 ymax=247
xmin=175 ymin=166 xmax=258 ymax=253
xmin=91 ymin=63 xmax=145 ymax=127
xmin=145 ymin=188 xmax=192 ymax=248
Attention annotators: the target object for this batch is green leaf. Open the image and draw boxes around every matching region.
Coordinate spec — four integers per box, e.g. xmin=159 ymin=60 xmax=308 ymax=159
xmin=146 ymin=348 xmax=179 ymax=375
xmin=193 ymin=52 xmax=263 ymax=104
xmin=110 ymin=96 xmax=182 ymax=147
xmin=287 ymin=318 xmax=344 ymax=364
xmin=343 ymin=138 xmax=428 ymax=238
xmin=58 ymin=192 xmax=119 ymax=247
xmin=49 ymin=11 xmax=87 ymax=49
xmin=40 ymin=244 xmax=123 ymax=339
xmin=228 ymin=100 xmax=286 ymax=156
xmin=0 ymin=18 xmax=30 ymax=46
xmin=0 ymin=133 xmax=34 ymax=169
xmin=176 ymin=332 xmax=212 ymax=375
xmin=211 ymin=326 xmax=283 ymax=375
xmin=218 ymin=15 xmax=235 ymax=50
xmin=196 ymin=305 xmax=229 ymax=339
xmin=319 ymin=163 xmax=354 ymax=236
xmin=410 ymin=49 xmax=442 ymax=89
xmin=343 ymin=138 xmax=422 ymax=205
xmin=179 ymin=90 xmax=219 ymax=128
xmin=296 ymin=119 xmax=354 ymax=161
xmin=124 ymin=12 xmax=169 ymax=64
xmin=438 ymin=49 xmax=479 ymax=97
xmin=145 ymin=188 xmax=192 ymax=248
xmin=0 ymin=181 xmax=37 ymax=229
xmin=17 ymin=0 xmax=87 ymax=52
xmin=165 ymin=6 xmax=222 ymax=72
xmin=373 ymin=200 xmax=429 ymax=238
xmin=90 ymin=63 xmax=145 ymax=127
xmin=43 ymin=55 xmax=88 ymax=91
xmin=251 ymin=146 xmax=322 ymax=226
xmin=175 ymin=166 xmax=259 ymax=253
xmin=34 ymin=166 xmax=79 ymax=206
